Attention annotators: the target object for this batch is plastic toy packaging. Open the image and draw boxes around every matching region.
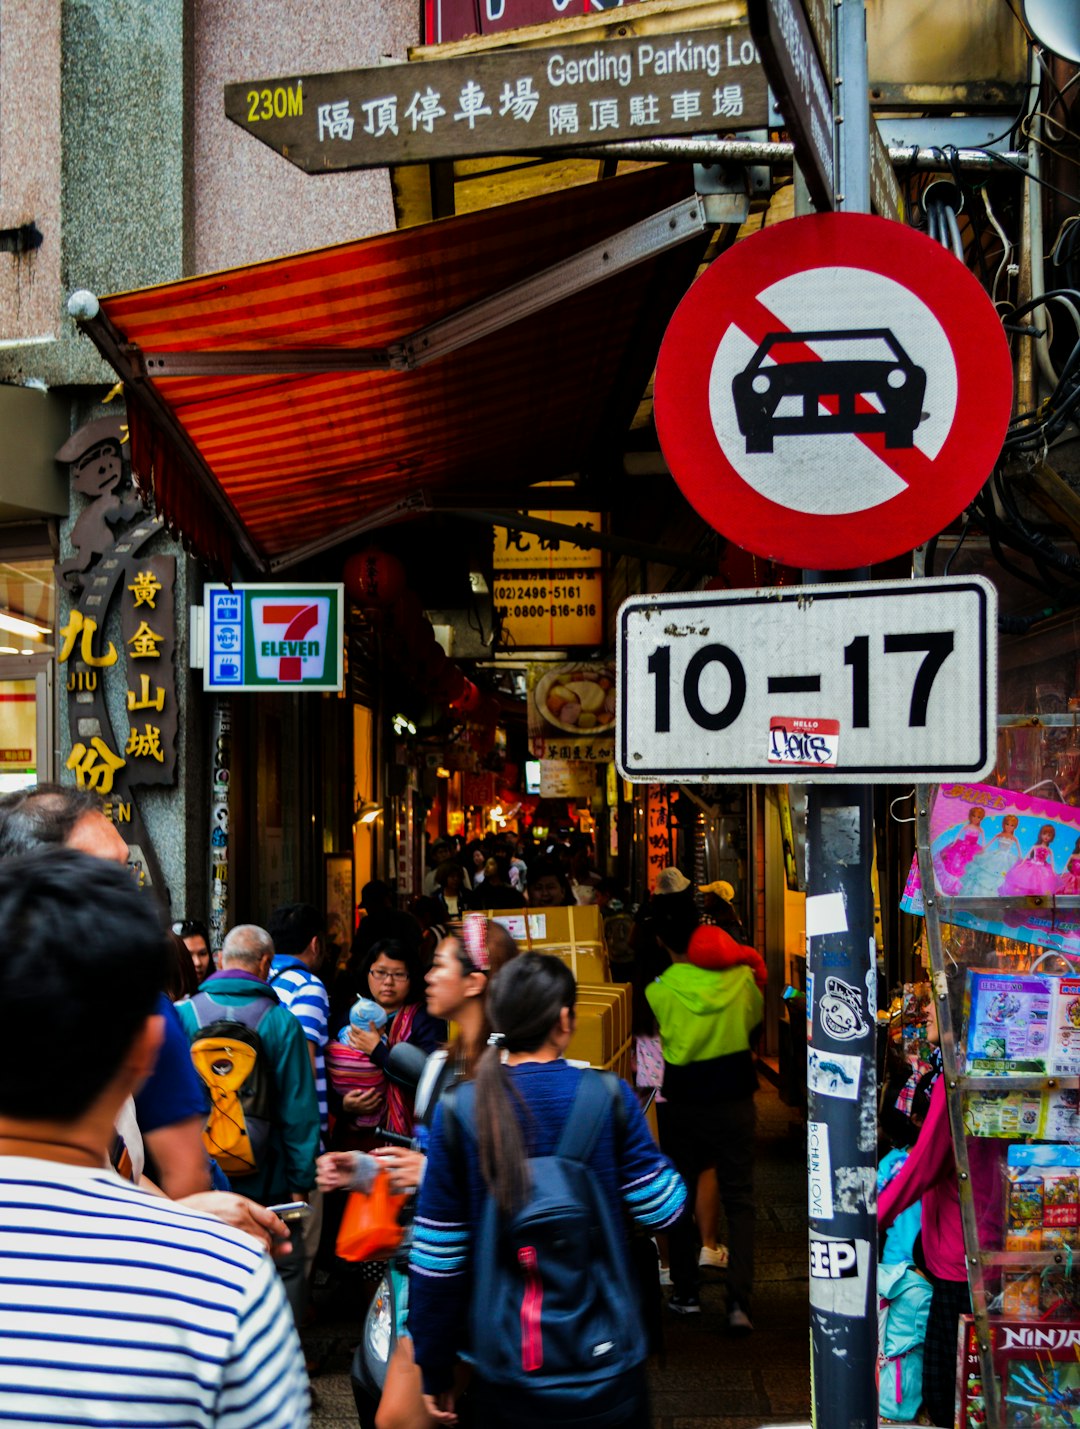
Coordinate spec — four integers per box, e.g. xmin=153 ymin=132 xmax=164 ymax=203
xmin=958 ymin=1316 xmax=1080 ymax=1428
xmin=964 ymin=970 xmax=1053 ymax=1074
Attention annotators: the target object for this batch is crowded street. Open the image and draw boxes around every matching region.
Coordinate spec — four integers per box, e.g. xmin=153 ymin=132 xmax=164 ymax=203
xmin=1 ymin=3 xmax=1078 ymax=1428
xmin=302 ymin=1074 xmax=812 ymax=1429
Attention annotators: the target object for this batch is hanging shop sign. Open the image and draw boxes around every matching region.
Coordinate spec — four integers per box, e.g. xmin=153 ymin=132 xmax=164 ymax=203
xmin=528 ymin=659 xmax=615 ymax=761
xmin=493 ymin=512 xmax=602 ymax=570
xmin=425 ymin=0 xmax=649 ymax=47
xmin=56 ymin=418 xmax=178 ymax=890
xmin=224 ymin=27 xmax=768 ymax=172
xmin=646 ymin=784 xmax=672 ymax=892
xmin=201 ymin=584 xmax=344 ymax=692
xmin=494 ymin=571 xmax=602 ymax=648
xmin=617 ymin=577 xmax=997 ymax=784
xmin=539 ymin=760 xmax=597 ymax=799
xmin=494 ymin=511 xmax=603 ymax=648
xmin=654 ymin=212 xmax=1013 ymax=570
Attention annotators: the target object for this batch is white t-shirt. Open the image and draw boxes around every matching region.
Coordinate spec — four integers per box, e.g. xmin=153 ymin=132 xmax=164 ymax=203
xmin=0 ymin=1157 xmax=309 ymax=1427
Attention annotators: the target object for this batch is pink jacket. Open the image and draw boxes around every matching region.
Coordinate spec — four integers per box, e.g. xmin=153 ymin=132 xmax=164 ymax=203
xmin=878 ymin=1075 xmax=1003 ymax=1282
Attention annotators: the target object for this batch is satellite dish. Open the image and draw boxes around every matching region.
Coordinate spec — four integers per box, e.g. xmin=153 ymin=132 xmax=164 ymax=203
xmin=1024 ymin=0 xmax=1080 ymax=64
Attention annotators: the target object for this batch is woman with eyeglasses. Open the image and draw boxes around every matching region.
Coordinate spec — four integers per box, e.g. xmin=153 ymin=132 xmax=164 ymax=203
xmin=332 ymin=939 xmax=445 ymax=1149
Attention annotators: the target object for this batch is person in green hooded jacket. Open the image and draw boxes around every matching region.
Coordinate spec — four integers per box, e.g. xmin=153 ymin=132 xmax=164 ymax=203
xmin=646 ymin=900 xmax=763 ymax=1333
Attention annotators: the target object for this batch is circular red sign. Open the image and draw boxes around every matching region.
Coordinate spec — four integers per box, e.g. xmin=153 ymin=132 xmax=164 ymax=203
xmin=654 ymin=213 xmax=1013 ymax=569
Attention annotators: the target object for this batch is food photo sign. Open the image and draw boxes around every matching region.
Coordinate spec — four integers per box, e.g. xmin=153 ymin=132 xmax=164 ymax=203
xmin=528 ymin=660 xmax=615 ymax=761
xmin=901 ymin=782 xmax=1080 ymax=958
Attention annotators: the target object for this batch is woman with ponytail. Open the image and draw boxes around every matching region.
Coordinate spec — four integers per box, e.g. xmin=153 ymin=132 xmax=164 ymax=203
xmin=409 ymin=953 xmax=687 ymax=1429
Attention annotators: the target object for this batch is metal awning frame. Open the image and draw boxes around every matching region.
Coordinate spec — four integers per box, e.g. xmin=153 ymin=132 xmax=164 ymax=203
xmin=126 ymin=194 xmax=707 ymax=378
xmin=70 ymin=194 xmax=708 ymax=572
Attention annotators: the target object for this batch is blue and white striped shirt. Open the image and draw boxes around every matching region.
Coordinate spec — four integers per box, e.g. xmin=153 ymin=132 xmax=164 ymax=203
xmin=0 ymin=1158 xmax=309 ymax=1428
xmin=269 ymin=958 xmax=329 ymax=1135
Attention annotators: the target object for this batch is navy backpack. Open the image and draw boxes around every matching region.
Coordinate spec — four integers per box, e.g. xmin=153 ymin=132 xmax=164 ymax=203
xmin=442 ymin=1070 xmax=644 ymax=1422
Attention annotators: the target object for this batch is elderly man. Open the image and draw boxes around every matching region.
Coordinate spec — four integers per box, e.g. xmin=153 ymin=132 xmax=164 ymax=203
xmin=0 ymin=848 xmax=309 ymax=1427
xmin=178 ymin=923 xmax=320 ymax=1323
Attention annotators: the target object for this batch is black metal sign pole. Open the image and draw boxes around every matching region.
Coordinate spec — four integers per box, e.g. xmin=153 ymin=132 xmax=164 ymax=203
xmin=805 ymin=775 xmax=878 ymax=1429
xmin=804 ymin=5 xmax=878 ymax=1427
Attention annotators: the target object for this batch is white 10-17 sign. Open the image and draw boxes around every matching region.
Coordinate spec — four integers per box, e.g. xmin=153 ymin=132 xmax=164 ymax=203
xmin=616 ymin=578 xmax=997 ymax=783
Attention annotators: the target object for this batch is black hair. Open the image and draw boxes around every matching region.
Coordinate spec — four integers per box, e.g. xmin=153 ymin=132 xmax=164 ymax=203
xmin=360 ymin=879 xmax=393 ymax=912
xmin=526 ymin=858 xmax=573 ymax=905
xmin=0 ymin=783 xmax=101 ymax=859
xmin=164 ymin=930 xmax=200 ymax=1002
xmin=267 ymin=902 xmax=323 ymax=959
xmin=0 ymin=849 xmax=167 ymax=1121
xmin=472 ymin=953 xmax=576 ymax=1214
xmin=359 ymin=937 xmax=424 ymax=1005
xmin=648 ymin=895 xmax=698 ymax=957
xmin=171 ymin=917 xmax=209 ymax=944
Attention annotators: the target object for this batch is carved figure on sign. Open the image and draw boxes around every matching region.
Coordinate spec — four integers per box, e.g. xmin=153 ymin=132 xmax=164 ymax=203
xmin=55 ymin=419 xmax=144 ymax=592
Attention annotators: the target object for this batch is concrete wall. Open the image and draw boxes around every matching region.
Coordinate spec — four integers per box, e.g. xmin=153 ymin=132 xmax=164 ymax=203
xmin=191 ymin=0 xmax=418 ymax=271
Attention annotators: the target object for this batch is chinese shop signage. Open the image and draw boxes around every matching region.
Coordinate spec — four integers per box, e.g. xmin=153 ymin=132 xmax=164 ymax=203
xmin=56 ymin=417 xmax=178 ymax=889
xmin=527 ymin=659 xmax=615 ymax=762
xmin=425 ymin=0 xmax=650 ymax=46
xmin=203 ymin=584 xmax=344 ymax=692
xmin=494 ymin=512 xmax=603 ymax=648
xmin=60 ymin=558 xmax=178 ymax=790
xmin=224 ymin=28 xmax=767 ymax=171
xmin=646 ymin=784 xmax=672 ymax=892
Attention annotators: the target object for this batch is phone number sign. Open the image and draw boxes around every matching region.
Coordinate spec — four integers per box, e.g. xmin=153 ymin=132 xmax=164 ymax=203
xmin=224 ymin=28 xmax=767 ymax=171
xmin=617 ymin=577 xmax=997 ymax=784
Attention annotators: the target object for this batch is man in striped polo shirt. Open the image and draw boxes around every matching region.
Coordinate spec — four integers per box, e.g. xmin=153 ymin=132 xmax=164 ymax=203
xmin=267 ymin=903 xmax=330 ymax=1289
xmin=0 ymin=848 xmax=309 ymax=1427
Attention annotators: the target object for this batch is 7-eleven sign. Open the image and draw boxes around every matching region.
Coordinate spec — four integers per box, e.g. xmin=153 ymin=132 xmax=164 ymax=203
xmin=202 ymin=584 xmax=343 ymax=691
xmin=252 ymin=598 xmax=331 ymax=682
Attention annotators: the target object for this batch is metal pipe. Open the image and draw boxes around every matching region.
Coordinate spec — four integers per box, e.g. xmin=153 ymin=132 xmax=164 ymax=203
xmin=559 ymin=137 xmax=1027 ymax=172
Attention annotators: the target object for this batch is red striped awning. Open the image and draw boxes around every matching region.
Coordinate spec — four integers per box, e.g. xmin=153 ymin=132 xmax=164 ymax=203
xmin=78 ymin=166 xmax=706 ymax=573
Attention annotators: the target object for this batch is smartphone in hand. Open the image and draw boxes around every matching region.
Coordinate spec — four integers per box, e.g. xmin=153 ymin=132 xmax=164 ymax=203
xmin=266 ymin=1201 xmax=312 ymax=1227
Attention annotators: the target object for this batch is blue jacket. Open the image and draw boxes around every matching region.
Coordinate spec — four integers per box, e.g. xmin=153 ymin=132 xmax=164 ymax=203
xmin=177 ymin=972 xmax=320 ymax=1204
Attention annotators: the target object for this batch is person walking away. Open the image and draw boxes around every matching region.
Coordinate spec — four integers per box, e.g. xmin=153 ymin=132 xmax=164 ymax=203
xmin=409 ymin=953 xmax=686 ymax=1428
xmin=268 ymin=902 xmax=332 ymax=1281
xmin=0 ymin=848 xmax=309 ymax=1427
xmin=177 ymin=923 xmax=320 ymax=1324
xmin=646 ymin=903 xmax=763 ymax=1332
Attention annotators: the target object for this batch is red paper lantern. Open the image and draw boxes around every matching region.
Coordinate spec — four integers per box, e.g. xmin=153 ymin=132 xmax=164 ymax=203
xmin=451 ymin=679 xmax=482 ymax=714
xmin=344 ymin=548 xmax=406 ymax=606
xmin=437 ymin=665 xmax=467 ymax=703
xmin=391 ymin=589 xmax=425 ymax=631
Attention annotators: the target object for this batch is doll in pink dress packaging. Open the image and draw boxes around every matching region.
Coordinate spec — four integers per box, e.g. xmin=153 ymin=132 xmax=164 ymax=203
xmin=1000 ymin=824 xmax=1058 ymax=897
xmin=961 ymin=814 xmax=1022 ymax=897
xmin=934 ymin=805 xmax=986 ymax=895
xmin=1058 ymin=839 xmax=1080 ymax=895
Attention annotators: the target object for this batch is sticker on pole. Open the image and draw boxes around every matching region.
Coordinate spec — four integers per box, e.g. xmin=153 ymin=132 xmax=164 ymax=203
xmin=654 ymin=213 xmax=1014 ymax=569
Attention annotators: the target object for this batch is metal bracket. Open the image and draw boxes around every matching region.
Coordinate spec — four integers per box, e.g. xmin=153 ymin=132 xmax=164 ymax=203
xmin=109 ymin=198 xmax=710 ymax=380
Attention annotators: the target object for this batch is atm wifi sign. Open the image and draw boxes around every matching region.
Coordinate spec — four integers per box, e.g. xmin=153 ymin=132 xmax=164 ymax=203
xmin=203 ymin=583 xmax=343 ymax=692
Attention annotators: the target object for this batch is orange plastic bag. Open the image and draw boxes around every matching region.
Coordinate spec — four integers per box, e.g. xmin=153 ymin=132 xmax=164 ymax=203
xmin=336 ymin=1170 xmax=406 ymax=1262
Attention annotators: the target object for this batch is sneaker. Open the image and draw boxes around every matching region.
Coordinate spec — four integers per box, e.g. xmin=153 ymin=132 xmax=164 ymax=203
xmin=727 ymin=1304 xmax=754 ymax=1335
xmin=667 ymin=1294 xmax=701 ymax=1316
xmin=658 ymin=1266 xmax=672 ymax=1287
xmin=699 ymin=1244 xmax=729 ymax=1270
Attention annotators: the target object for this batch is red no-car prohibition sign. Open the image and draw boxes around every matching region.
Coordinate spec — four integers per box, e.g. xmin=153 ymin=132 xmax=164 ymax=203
xmin=654 ymin=213 xmax=1014 ymax=569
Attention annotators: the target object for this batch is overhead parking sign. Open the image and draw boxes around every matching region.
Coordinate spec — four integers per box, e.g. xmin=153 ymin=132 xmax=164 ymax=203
xmin=616 ymin=576 xmax=997 ymax=783
xmin=654 ymin=213 xmax=1013 ymax=570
